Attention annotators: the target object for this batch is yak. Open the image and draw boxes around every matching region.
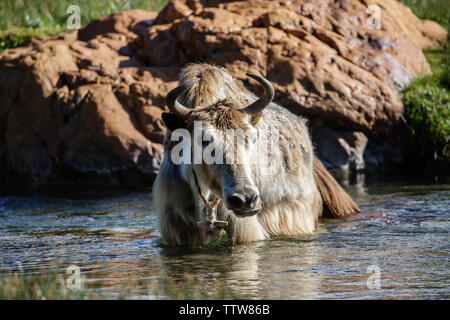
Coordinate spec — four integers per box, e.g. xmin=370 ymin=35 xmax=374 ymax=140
xmin=154 ymin=63 xmax=359 ymax=246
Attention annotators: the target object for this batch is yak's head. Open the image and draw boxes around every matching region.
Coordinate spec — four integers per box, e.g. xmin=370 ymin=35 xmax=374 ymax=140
xmin=162 ymin=74 xmax=274 ymax=217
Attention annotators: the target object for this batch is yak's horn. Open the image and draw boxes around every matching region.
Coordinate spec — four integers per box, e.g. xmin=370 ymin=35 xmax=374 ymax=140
xmin=166 ymin=79 xmax=199 ymax=118
xmin=241 ymin=73 xmax=275 ymax=116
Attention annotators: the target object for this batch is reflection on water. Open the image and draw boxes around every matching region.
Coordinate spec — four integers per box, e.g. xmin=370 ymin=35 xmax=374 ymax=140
xmin=0 ymin=180 xmax=449 ymax=299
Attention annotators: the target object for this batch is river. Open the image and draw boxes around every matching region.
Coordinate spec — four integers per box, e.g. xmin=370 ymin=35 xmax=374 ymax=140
xmin=0 ymin=177 xmax=448 ymax=299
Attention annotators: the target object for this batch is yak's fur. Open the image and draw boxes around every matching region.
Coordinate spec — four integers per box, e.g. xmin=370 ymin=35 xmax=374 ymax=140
xmin=154 ymin=64 xmax=359 ymax=246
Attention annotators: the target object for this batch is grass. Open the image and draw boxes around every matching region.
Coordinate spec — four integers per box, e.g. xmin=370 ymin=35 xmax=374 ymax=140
xmin=402 ymin=44 xmax=450 ymax=165
xmin=398 ymin=0 xmax=450 ymax=31
xmin=398 ymin=0 xmax=450 ymax=169
xmin=0 ymin=0 xmax=169 ymax=51
xmin=0 ymin=264 xmax=244 ymax=300
xmin=0 ymin=268 xmax=94 ymax=299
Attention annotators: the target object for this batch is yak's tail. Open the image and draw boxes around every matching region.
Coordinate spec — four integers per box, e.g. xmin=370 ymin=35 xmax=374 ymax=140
xmin=313 ymin=156 xmax=360 ymax=218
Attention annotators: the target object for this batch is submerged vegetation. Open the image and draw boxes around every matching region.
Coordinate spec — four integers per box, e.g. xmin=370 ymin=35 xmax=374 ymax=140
xmin=0 ymin=263 xmax=244 ymax=300
xmin=398 ymin=0 xmax=449 ymax=31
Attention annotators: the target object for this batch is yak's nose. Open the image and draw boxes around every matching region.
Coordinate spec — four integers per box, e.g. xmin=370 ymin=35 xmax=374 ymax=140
xmin=248 ymin=193 xmax=260 ymax=208
xmin=226 ymin=193 xmax=260 ymax=211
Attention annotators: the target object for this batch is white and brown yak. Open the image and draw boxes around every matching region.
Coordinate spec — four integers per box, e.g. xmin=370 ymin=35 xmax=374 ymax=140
xmin=154 ymin=63 xmax=360 ymax=246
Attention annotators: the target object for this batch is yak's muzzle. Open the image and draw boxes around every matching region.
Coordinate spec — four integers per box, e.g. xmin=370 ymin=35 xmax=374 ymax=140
xmin=225 ymin=191 xmax=261 ymax=217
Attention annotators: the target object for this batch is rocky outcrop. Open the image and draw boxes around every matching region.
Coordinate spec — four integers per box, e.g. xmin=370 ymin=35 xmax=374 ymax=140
xmin=0 ymin=10 xmax=168 ymax=186
xmin=136 ymin=0 xmax=446 ymax=135
xmin=0 ymin=1 xmax=447 ymax=186
xmin=312 ymin=127 xmax=406 ymax=178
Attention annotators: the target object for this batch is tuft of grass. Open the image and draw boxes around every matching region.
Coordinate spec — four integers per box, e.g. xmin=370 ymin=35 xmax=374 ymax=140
xmin=0 ymin=0 xmax=169 ymax=51
xmin=0 ymin=269 xmax=95 ymax=300
xmin=0 ymin=263 xmax=243 ymax=300
xmin=158 ymin=234 xmax=231 ymax=249
xmin=0 ymin=27 xmax=63 ymax=51
xmin=398 ymin=0 xmax=450 ymax=169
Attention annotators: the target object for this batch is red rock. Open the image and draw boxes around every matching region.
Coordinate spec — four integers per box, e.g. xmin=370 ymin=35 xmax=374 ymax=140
xmin=313 ymin=128 xmax=368 ymax=178
xmin=0 ymin=11 xmax=167 ymax=185
xmin=0 ymin=0 xmax=447 ymax=185
xmin=137 ymin=106 xmax=166 ymax=144
xmin=153 ymin=0 xmax=193 ymax=25
xmin=78 ymin=9 xmax=158 ymax=41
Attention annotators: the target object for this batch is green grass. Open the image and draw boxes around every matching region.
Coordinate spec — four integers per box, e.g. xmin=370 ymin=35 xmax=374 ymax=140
xmin=402 ymin=44 xmax=449 ymax=163
xmin=398 ymin=0 xmax=450 ymax=168
xmin=0 ymin=0 xmax=169 ymax=51
xmin=0 ymin=269 xmax=94 ymax=300
xmin=0 ymin=264 xmax=244 ymax=300
xmin=398 ymin=0 xmax=450 ymax=31
xmin=0 ymin=26 xmax=63 ymax=51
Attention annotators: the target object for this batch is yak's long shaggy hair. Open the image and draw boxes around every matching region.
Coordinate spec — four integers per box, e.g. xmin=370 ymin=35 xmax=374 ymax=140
xmin=154 ymin=63 xmax=359 ymax=246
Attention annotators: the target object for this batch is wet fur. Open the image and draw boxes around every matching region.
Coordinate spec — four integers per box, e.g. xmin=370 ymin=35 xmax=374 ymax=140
xmin=154 ymin=64 xmax=359 ymax=246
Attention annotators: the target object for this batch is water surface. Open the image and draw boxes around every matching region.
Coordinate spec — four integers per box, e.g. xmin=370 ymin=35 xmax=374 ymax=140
xmin=0 ymin=179 xmax=448 ymax=299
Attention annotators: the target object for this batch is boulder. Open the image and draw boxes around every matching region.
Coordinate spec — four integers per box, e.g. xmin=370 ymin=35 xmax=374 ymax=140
xmin=0 ymin=0 xmax=447 ymax=185
xmin=136 ymin=0 xmax=447 ymax=135
xmin=0 ymin=13 xmax=169 ymax=186
xmin=312 ymin=128 xmax=368 ymax=178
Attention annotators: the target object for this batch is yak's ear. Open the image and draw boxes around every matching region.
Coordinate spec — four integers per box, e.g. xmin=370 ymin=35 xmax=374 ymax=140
xmin=162 ymin=112 xmax=186 ymax=131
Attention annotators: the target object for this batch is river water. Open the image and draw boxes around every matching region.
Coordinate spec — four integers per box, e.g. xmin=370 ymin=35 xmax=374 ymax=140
xmin=0 ymin=178 xmax=448 ymax=299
